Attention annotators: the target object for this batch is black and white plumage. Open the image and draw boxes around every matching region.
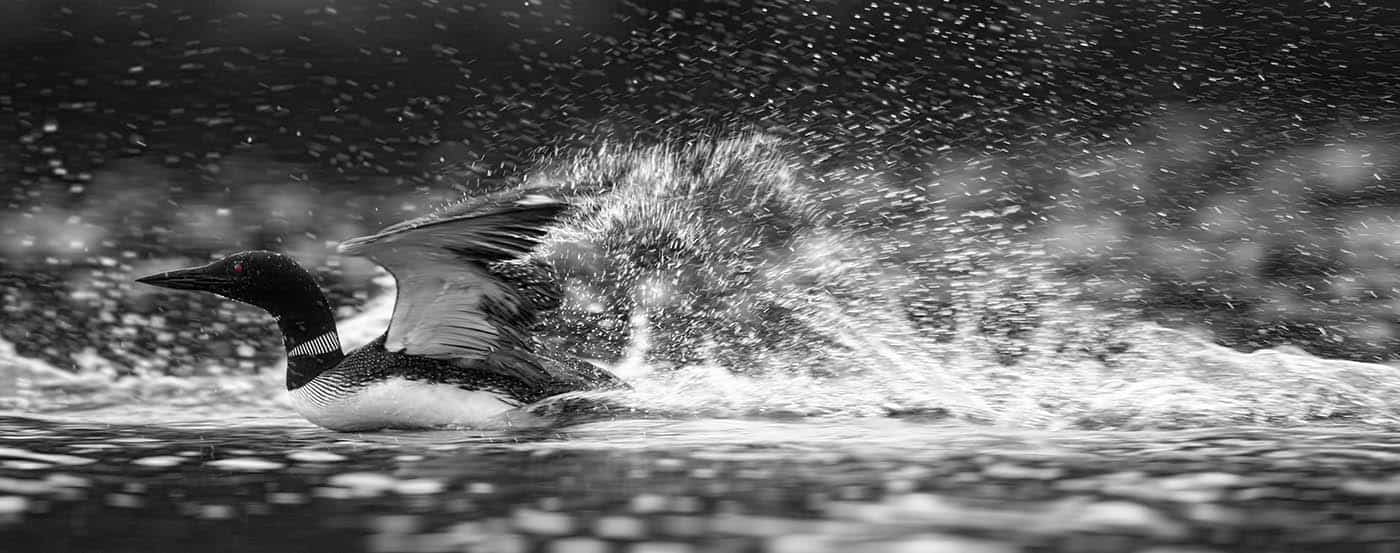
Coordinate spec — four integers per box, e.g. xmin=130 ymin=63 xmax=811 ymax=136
xmin=136 ymin=194 xmax=624 ymax=431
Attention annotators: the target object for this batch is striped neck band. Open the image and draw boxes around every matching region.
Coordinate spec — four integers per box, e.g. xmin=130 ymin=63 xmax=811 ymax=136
xmin=289 ymin=331 xmax=341 ymax=358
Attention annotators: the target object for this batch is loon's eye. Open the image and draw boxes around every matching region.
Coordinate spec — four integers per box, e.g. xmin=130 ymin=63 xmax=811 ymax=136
xmin=233 ymin=262 xmax=245 ymax=275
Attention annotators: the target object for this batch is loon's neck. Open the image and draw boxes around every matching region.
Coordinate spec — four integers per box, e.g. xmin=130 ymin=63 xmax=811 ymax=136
xmin=273 ymin=293 xmax=344 ymax=390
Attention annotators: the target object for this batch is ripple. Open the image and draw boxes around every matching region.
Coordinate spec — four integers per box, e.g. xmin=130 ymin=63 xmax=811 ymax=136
xmin=267 ymin=492 xmax=308 ymax=505
xmin=0 ymin=446 xmax=96 ymax=466
xmin=1 ymin=460 xmax=51 ymax=470
xmin=0 ymin=496 xmax=27 ymax=515
xmin=594 ymin=515 xmax=647 ymax=539
xmin=547 ymin=537 xmax=609 ymax=553
xmin=197 ymin=504 xmax=237 ymax=520
xmin=466 ymin=481 xmax=495 ymax=494
xmin=1341 ymin=475 xmax=1400 ymax=496
xmin=131 ymin=455 xmax=186 ymax=467
xmin=393 ymin=479 xmax=446 ymax=495
xmin=205 ymin=457 xmax=286 ymax=471
xmin=326 ymin=472 xmax=399 ymax=497
xmin=287 ymin=450 xmax=348 ymax=463
xmin=0 ymin=477 xmax=55 ymax=495
xmin=512 ymin=507 xmax=576 ymax=535
xmin=1067 ymin=501 xmax=1188 ymax=539
xmin=105 ymin=493 xmax=145 ymax=509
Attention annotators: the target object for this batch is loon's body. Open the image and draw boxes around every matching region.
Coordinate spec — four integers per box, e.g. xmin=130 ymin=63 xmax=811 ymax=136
xmin=137 ymin=194 xmax=623 ymax=431
xmin=285 ymin=335 xmax=616 ymax=430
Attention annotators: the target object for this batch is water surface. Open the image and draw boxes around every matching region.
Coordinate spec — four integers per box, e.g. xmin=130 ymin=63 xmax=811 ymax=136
xmin=6 ymin=399 xmax=1400 ymax=552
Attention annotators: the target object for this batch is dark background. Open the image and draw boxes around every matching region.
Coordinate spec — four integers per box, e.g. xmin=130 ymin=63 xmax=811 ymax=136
xmin=2 ymin=0 xmax=1399 ymax=372
xmin=3 ymin=0 xmax=1391 ymax=179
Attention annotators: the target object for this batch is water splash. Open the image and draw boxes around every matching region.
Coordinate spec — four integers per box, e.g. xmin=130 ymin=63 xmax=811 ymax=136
xmin=5 ymin=134 xmax=1400 ymax=430
xmin=5 ymin=296 xmax=1400 ymax=430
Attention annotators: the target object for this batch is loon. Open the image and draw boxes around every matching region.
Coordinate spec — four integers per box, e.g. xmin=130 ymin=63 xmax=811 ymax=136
xmin=136 ymin=194 xmax=624 ymax=431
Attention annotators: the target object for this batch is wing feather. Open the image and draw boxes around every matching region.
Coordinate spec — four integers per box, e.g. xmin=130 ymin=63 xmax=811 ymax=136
xmin=337 ymin=195 xmax=569 ymax=374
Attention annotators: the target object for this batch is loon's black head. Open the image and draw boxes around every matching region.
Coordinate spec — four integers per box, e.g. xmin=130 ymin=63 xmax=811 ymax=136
xmin=136 ymin=251 xmax=323 ymax=314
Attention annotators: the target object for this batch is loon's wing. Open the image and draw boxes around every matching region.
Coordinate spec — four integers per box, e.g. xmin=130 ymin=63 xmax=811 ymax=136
xmin=337 ymin=194 xmax=568 ymax=376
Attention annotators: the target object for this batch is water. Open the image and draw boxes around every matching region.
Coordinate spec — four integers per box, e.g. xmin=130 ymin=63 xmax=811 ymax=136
xmin=4 ymin=1 xmax=1399 ymax=551
xmin=9 ymin=138 xmax=1400 ymax=552
xmin=6 ymin=412 xmax=1400 ymax=552
xmin=8 ymin=136 xmax=1400 ymax=551
xmin=7 ymin=301 xmax=1400 ymax=551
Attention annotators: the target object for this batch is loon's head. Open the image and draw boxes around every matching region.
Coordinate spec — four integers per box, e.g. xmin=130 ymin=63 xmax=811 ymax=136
xmin=136 ymin=251 xmax=323 ymax=314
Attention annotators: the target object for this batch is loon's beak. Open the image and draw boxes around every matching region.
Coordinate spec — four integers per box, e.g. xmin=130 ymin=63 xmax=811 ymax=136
xmin=136 ymin=263 xmax=229 ymax=292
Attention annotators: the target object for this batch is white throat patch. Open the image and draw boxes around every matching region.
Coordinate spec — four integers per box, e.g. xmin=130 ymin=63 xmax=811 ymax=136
xmin=289 ymin=331 xmax=341 ymax=357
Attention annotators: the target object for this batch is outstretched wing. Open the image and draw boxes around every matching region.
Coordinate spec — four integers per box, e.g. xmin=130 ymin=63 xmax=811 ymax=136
xmin=337 ymin=194 xmax=568 ymax=368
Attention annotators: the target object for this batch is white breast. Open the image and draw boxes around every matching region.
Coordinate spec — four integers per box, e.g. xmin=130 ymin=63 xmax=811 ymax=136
xmin=288 ymin=378 xmax=541 ymax=431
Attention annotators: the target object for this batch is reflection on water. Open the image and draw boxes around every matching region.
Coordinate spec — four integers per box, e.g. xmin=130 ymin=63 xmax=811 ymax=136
xmin=4 ymin=413 xmax=1400 ymax=552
